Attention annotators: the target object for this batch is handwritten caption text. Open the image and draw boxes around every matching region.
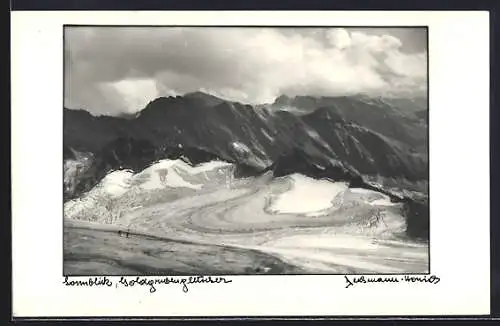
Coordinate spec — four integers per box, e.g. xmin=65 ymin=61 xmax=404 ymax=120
xmin=63 ymin=275 xmax=233 ymax=293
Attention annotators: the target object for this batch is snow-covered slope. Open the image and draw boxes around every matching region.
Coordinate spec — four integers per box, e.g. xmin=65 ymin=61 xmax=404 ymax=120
xmin=64 ymin=159 xmax=427 ymax=275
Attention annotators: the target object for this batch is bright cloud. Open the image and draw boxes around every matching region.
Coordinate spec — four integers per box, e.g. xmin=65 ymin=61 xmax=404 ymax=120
xmin=64 ymin=27 xmax=427 ymax=115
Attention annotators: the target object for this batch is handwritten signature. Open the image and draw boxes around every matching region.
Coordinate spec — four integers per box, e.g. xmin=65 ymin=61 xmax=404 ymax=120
xmin=344 ymin=275 xmax=441 ymax=289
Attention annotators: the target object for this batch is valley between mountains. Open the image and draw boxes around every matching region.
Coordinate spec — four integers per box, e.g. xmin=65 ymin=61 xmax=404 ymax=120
xmin=63 ymin=92 xmax=429 ymax=275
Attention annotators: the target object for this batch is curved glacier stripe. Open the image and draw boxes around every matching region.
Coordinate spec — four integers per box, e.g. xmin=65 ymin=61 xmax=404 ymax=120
xmin=269 ymin=174 xmax=348 ymax=215
xmin=349 ymin=187 xmax=397 ymax=206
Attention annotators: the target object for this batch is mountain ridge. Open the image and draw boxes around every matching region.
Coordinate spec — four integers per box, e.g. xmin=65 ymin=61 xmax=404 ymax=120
xmin=64 ymin=91 xmax=428 ymax=184
xmin=64 ymin=92 xmax=429 ymax=239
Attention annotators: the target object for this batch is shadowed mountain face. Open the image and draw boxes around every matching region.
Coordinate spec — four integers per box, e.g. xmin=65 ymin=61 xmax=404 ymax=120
xmin=64 ymin=92 xmax=428 ymax=239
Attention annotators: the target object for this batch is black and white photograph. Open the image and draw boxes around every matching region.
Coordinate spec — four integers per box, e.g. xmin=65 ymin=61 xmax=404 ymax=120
xmin=12 ymin=9 xmax=492 ymax=317
xmin=62 ymin=26 xmax=429 ymax=276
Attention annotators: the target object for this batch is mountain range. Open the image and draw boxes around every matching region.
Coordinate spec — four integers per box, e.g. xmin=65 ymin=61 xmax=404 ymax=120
xmin=63 ymin=91 xmax=429 ymax=239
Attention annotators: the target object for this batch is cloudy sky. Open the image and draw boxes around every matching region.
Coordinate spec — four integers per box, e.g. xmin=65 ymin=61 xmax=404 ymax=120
xmin=64 ymin=27 xmax=427 ymax=116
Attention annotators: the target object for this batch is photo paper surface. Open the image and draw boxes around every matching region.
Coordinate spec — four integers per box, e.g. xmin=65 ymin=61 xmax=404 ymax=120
xmin=11 ymin=11 xmax=490 ymax=317
xmin=63 ymin=25 xmax=430 ymax=276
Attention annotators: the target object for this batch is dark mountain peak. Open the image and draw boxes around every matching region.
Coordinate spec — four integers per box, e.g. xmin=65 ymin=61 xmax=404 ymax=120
xmin=141 ymin=96 xmax=176 ymax=112
xmin=273 ymin=94 xmax=294 ymax=106
xmin=139 ymin=92 xmax=227 ymax=120
xmin=183 ymin=91 xmax=224 ymax=107
xmin=138 ymin=96 xmax=198 ymax=121
xmin=184 ymin=90 xmax=209 ymax=97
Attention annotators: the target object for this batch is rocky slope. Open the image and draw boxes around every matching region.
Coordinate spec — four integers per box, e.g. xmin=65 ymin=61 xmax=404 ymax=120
xmin=63 ymin=92 xmax=429 ymax=239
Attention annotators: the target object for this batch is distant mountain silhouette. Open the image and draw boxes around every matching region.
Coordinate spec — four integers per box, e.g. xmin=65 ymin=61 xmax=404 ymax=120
xmin=64 ymin=91 xmax=428 ymax=187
